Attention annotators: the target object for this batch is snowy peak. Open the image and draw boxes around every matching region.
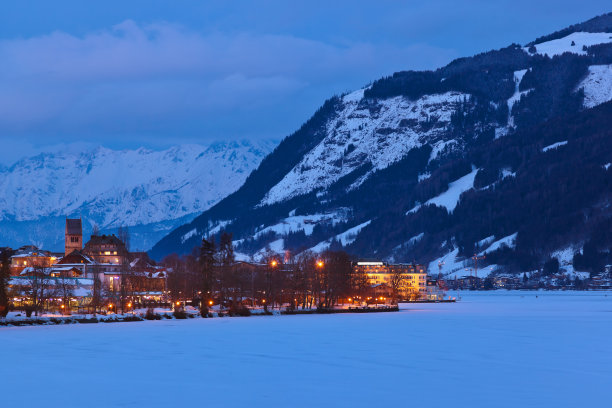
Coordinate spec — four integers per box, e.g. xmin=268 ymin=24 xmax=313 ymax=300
xmin=0 ymin=140 xmax=275 ymax=250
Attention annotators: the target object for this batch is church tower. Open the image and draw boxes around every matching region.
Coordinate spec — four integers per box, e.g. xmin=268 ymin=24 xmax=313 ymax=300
xmin=65 ymin=218 xmax=83 ymax=256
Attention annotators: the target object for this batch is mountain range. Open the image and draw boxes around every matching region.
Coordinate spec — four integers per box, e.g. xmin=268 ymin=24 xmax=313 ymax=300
xmin=0 ymin=140 xmax=275 ymax=251
xmin=150 ymin=13 xmax=612 ymax=278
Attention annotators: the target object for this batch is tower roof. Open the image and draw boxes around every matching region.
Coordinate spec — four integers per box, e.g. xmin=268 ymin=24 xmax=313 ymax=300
xmin=66 ymin=219 xmax=82 ymax=235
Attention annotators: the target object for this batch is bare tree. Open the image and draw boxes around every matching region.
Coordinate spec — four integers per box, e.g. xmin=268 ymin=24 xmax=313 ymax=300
xmin=119 ymin=256 xmax=133 ymax=314
xmin=57 ymin=271 xmax=74 ymax=314
xmin=118 ymin=226 xmax=130 ymax=252
xmin=26 ymin=263 xmax=56 ymax=316
xmin=90 ymin=262 xmax=102 ymax=315
xmin=390 ymin=269 xmax=406 ymax=305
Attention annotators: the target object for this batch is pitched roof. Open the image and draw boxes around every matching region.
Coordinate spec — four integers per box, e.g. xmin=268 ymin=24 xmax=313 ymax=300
xmin=85 ymin=234 xmax=126 ymax=248
xmin=66 ymin=219 xmax=82 ymax=235
xmin=57 ymin=249 xmax=95 ymax=265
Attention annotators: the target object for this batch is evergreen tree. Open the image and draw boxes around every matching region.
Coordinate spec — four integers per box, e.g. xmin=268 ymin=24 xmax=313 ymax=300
xmin=218 ymin=232 xmax=235 ymax=306
xmin=199 ymin=237 xmax=216 ymax=316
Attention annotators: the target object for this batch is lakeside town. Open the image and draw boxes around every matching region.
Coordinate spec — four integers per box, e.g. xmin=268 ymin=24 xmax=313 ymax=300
xmin=1 ymin=218 xmax=612 ymax=324
xmin=0 ymin=219 xmax=447 ymax=322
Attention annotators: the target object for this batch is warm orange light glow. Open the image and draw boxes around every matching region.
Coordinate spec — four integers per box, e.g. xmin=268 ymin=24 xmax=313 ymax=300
xmin=262 ymin=299 xmax=266 ymax=303
xmin=316 ymin=260 xmax=324 ymax=268
xmin=270 ymin=259 xmax=278 ymax=267
xmin=60 ymin=304 xmax=65 ymax=309
xmin=108 ymin=304 xmax=113 ymax=309
xmin=127 ymin=302 xmax=132 ymax=308
xmin=176 ymin=301 xmax=181 ymax=306
xmin=208 ymin=300 xmax=213 ymax=306
xmin=348 ymin=298 xmax=352 ymax=302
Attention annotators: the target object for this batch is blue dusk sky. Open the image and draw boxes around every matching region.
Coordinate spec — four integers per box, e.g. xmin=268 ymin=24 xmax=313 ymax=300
xmin=0 ymin=1 xmax=609 ymax=165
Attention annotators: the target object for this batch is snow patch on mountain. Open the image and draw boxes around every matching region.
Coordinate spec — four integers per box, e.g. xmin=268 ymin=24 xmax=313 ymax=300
xmin=254 ymin=210 xmax=348 ymax=239
xmin=428 ymin=248 xmax=464 ymax=277
xmin=579 ymin=64 xmax=612 ymax=108
xmin=479 ymin=233 xmax=518 ymax=255
xmin=527 ymin=32 xmax=612 ymax=57
xmin=477 ymin=235 xmax=496 ymax=249
xmin=542 ymin=141 xmax=568 ymax=152
xmin=260 ymin=90 xmax=470 ymax=205
xmin=254 ymin=238 xmax=285 ymax=259
xmin=181 ymin=228 xmax=198 ymax=244
xmin=507 ymin=69 xmax=532 ymax=129
xmin=418 ymin=172 xmax=431 ymax=182
xmin=308 ymin=220 xmax=371 ymax=253
xmin=407 ymin=168 xmax=478 ymax=214
xmin=429 ymin=139 xmax=459 ymax=163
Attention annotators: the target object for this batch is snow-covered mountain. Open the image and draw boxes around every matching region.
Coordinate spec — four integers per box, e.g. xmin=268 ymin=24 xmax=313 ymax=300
xmin=0 ymin=140 xmax=275 ymax=251
xmin=260 ymin=90 xmax=469 ymax=205
xmin=152 ymin=13 xmax=612 ymax=274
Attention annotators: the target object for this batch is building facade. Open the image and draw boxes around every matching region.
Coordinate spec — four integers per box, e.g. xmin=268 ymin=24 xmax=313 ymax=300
xmin=353 ymin=261 xmax=427 ymax=299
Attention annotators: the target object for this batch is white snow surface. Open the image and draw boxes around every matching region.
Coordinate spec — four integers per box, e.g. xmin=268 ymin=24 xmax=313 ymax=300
xmin=0 ymin=141 xmax=274 ymax=244
xmin=428 ymin=248 xmax=464 ymax=276
xmin=308 ymin=220 xmax=371 ymax=253
xmin=261 ymin=90 xmax=470 ymax=205
xmin=407 ymin=168 xmax=478 ymax=214
xmin=579 ymin=64 xmax=612 ymax=108
xmin=253 ymin=238 xmax=285 ymax=259
xmin=254 ymin=211 xmax=347 ymax=239
xmin=551 ymin=246 xmax=590 ymax=279
xmin=527 ymin=32 xmax=612 ymax=57
xmin=477 ymin=235 xmax=496 ymax=249
xmin=506 ymin=69 xmax=532 ymax=129
xmin=542 ymin=140 xmax=568 ymax=152
xmin=479 ymin=233 xmax=518 ymax=255
xmin=4 ymin=291 xmax=611 ymax=407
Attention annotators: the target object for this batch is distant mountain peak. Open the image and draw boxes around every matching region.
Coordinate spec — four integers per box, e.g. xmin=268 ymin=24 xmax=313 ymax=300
xmin=0 ymin=140 xmax=276 ymax=251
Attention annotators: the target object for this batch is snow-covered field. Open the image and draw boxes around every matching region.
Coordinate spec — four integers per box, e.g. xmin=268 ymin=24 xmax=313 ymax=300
xmin=1 ymin=291 xmax=611 ymax=407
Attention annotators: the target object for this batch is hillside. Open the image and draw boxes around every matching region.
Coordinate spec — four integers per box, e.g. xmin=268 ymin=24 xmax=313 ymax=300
xmin=150 ymin=13 xmax=612 ymax=277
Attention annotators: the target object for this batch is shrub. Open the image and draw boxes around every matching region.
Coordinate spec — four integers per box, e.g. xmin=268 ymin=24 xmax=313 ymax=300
xmin=173 ymin=310 xmax=187 ymax=319
xmin=144 ymin=308 xmax=160 ymax=320
xmin=200 ymin=306 xmax=209 ymax=317
xmin=229 ymin=304 xmax=251 ymax=317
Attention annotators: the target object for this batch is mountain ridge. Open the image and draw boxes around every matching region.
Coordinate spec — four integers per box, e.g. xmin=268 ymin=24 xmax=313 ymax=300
xmin=0 ymin=140 xmax=276 ymax=251
xmin=148 ymin=14 xmax=612 ymax=276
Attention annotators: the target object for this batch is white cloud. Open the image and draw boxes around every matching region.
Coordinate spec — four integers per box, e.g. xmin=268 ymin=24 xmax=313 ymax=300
xmin=0 ymin=20 xmax=456 ymax=163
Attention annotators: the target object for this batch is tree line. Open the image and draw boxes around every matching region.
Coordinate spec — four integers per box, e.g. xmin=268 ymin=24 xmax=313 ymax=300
xmin=161 ymin=232 xmax=411 ymax=316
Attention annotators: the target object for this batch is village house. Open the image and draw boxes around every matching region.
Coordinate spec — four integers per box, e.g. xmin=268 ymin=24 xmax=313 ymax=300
xmin=8 ymin=219 xmax=169 ymax=309
xmin=9 ymin=246 xmax=60 ymax=276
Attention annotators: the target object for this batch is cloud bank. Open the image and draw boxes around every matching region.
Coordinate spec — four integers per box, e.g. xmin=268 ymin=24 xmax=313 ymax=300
xmin=0 ymin=20 xmax=456 ymax=164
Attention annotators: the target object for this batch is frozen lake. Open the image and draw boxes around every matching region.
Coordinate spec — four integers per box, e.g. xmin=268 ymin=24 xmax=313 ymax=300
xmin=2 ymin=291 xmax=611 ymax=407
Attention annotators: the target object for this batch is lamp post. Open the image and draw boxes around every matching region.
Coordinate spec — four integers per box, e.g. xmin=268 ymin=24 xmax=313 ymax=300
xmin=268 ymin=259 xmax=278 ymax=309
xmin=316 ymin=259 xmax=325 ymax=308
